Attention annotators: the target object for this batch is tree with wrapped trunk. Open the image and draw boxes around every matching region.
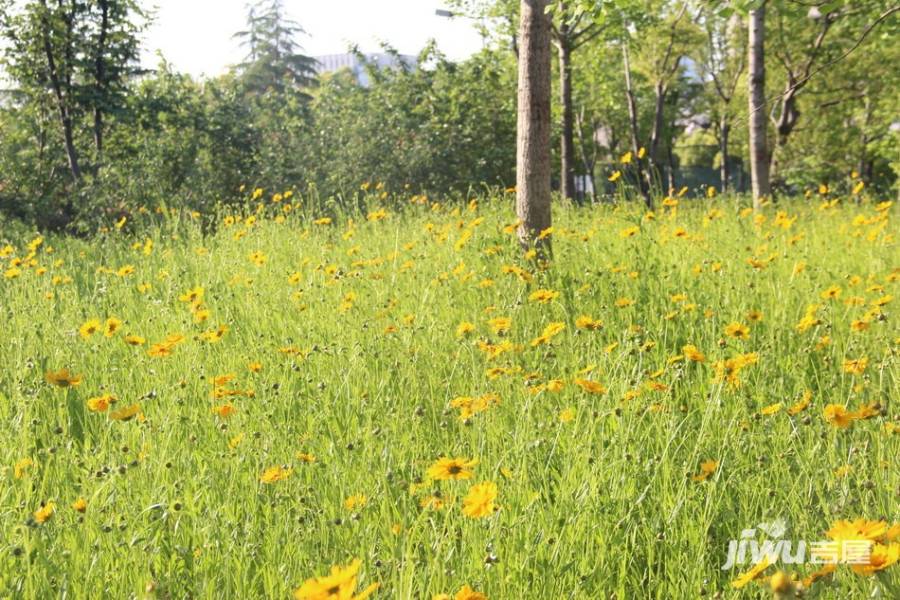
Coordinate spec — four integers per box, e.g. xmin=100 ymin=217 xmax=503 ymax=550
xmin=516 ymin=0 xmax=553 ymax=256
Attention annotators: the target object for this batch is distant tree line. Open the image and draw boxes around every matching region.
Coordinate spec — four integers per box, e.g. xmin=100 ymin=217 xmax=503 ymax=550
xmin=0 ymin=0 xmax=897 ymax=232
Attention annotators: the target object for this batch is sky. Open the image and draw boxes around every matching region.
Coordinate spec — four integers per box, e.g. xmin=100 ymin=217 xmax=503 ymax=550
xmin=141 ymin=1 xmax=486 ymax=78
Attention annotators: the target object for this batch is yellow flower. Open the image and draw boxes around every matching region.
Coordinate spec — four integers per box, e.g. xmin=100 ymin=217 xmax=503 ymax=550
xmin=72 ymin=498 xmax=87 ymax=513
xmin=86 ymin=394 xmax=117 ymax=412
xmin=260 ymin=465 xmax=293 ymax=484
xmin=608 ymin=170 xmax=622 ymax=182
xmin=724 ymin=322 xmax=750 ymax=340
xmin=823 ymin=404 xmax=853 ymax=428
xmin=456 ymin=322 xmax=476 ymax=337
xmin=825 ymin=519 xmax=888 ymax=542
xmin=451 ymin=586 xmax=488 ymax=600
xmin=462 ymin=481 xmax=498 ymax=518
xmin=619 ymin=225 xmax=639 ymax=238
xmin=820 ymin=285 xmax=841 ymax=300
xmin=851 ymin=318 xmax=870 ymax=332
xmin=293 ymin=559 xmax=379 ymax=600
xmin=211 ymin=404 xmax=236 ymax=418
xmin=691 ymin=459 xmax=718 ymax=482
xmin=573 ymin=379 xmax=606 ymax=395
xmin=615 ymin=297 xmax=634 ymax=308
xmin=768 ymin=571 xmax=795 ymax=595
xmin=559 ymin=408 xmax=575 ymax=423
xmin=833 ymin=465 xmax=852 ymax=478
xmin=546 ymin=379 xmax=565 ymax=392
xmin=179 ymin=286 xmax=204 ymax=303
xmin=14 ymin=457 xmax=34 ymax=479
xmin=872 ymin=294 xmax=892 ymax=307
xmin=851 ymin=543 xmax=900 ymax=575
xmin=731 ymin=554 xmax=773 ymax=589
xmin=109 ymin=403 xmax=141 ymax=421
xmin=199 ymin=325 xmax=229 ymax=343
xmin=34 ymin=502 xmax=56 ymax=524
xmin=620 ymin=151 xmax=632 ymax=164
xmin=295 ymin=452 xmax=316 ymax=463
xmin=487 ymin=317 xmax=511 ymax=335
xmin=842 ymin=357 xmax=867 ymax=375
xmin=103 ymin=318 xmax=123 ymax=337
xmin=760 ymin=403 xmax=783 ymax=416
xmin=124 ymin=334 xmax=145 ymax=346
xmin=530 ymin=322 xmax=565 ymax=347
xmin=528 ymin=289 xmax=559 ymax=304
xmin=344 ymin=494 xmax=368 ymax=510
xmin=786 ymin=391 xmax=811 ymax=415
xmin=79 ymin=318 xmax=101 ymax=339
xmin=420 ymin=495 xmax=445 ymax=511
xmin=682 ymin=345 xmax=705 ymax=362
xmin=801 ymin=564 xmax=836 ymax=587
xmin=45 ymin=368 xmax=82 ymax=388
xmin=574 ymin=315 xmax=602 ymax=330
xmin=426 ymin=457 xmax=478 ymax=481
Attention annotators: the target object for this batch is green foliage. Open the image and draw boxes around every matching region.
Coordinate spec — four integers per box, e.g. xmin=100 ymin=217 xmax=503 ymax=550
xmin=233 ymin=0 xmax=318 ymax=97
xmin=0 ymin=0 xmax=898 ymax=232
xmin=308 ymin=46 xmax=517 ymax=198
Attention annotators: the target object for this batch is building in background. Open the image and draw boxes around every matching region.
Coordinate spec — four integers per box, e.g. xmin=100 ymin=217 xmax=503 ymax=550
xmin=314 ymin=53 xmax=416 ymax=86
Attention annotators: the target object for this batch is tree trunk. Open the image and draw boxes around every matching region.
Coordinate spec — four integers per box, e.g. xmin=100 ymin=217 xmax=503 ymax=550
xmin=516 ymin=0 xmax=553 ymax=255
xmin=719 ymin=114 xmax=730 ymax=192
xmin=558 ymin=36 xmax=575 ymax=203
xmin=770 ymin=81 xmax=799 ymax=188
xmin=40 ymin=0 xmax=81 ymax=183
xmin=574 ymin=107 xmax=598 ymax=203
xmin=747 ymin=4 xmax=770 ymax=208
xmin=666 ymin=143 xmax=676 ymax=193
xmin=648 ymin=78 xmax=671 ymax=182
xmin=93 ymin=0 xmax=110 ymax=162
xmin=622 ymin=44 xmax=650 ymax=207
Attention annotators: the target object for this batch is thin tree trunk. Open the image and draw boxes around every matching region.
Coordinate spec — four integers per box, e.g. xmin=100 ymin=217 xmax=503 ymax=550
xmin=516 ymin=0 xmax=552 ymax=255
xmin=770 ymin=81 xmax=798 ymax=188
xmin=558 ymin=36 xmax=575 ymax=202
xmin=93 ymin=0 xmax=110 ymax=162
xmin=648 ymin=78 xmax=672 ymax=181
xmin=857 ymin=93 xmax=873 ymax=185
xmin=40 ymin=0 xmax=81 ymax=183
xmin=666 ymin=143 xmax=676 ymax=193
xmin=747 ymin=4 xmax=770 ymax=208
xmin=720 ymin=114 xmax=730 ymax=192
xmin=574 ymin=107 xmax=598 ymax=203
xmin=622 ymin=44 xmax=650 ymax=207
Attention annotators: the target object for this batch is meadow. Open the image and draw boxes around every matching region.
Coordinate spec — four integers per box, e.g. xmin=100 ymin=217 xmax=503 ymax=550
xmin=0 ymin=191 xmax=898 ymax=599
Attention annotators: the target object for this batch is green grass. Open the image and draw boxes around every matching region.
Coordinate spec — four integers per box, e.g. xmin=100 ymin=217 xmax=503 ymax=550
xmin=0 ymin=193 xmax=898 ymax=599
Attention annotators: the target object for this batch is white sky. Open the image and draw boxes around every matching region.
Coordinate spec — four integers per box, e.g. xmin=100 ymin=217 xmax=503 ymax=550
xmin=142 ymin=1 xmax=485 ymax=77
